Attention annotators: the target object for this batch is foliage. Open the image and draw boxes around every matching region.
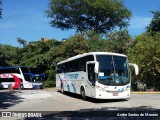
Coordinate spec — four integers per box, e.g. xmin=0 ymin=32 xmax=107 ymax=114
xmin=0 ymin=44 xmax=18 ymax=66
xmin=83 ymin=31 xmax=108 ymax=52
xmin=43 ymin=80 xmax=56 ymax=88
xmin=146 ymin=10 xmax=160 ymax=35
xmin=43 ymin=70 xmax=56 ymax=88
xmin=106 ymin=29 xmax=133 ymax=54
xmin=46 ymin=0 xmax=131 ymax=34
xmin=17 ymin=37 xmax=27 ymax=47
xmin=19 ymin=39 xmax=59 ymax=72
xmin=50 ymin=34 xmax=89 ymax=62
xmin=46 ymin=69 xmax=56 ymax=81
xmin=127 ymin=32 xmax=160 ymax=90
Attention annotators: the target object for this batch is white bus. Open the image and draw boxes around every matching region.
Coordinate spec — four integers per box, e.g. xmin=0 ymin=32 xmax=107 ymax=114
xmin=0 ymin=66 xmax=45 ymax=89
xmin=56 ymin=52 xmax=139 ymax=100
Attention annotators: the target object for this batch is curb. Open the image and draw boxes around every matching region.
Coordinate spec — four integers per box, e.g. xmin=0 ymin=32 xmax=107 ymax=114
xmin=131 ymin=92 xmax=160 ymax=94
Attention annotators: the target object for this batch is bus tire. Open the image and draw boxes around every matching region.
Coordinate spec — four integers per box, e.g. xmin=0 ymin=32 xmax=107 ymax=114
xmin=20 ymin=84 xmax=24 ymax=90
xmin=61 ymin=84 xmax=64 ymax=94
xmin=81 ymin=87 xmax=86 ymax=100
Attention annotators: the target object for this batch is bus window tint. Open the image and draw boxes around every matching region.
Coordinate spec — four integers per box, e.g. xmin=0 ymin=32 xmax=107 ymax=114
xmin=56 ymin=65 xmax=62 ymax=73
xmin=29 ymin=68 xmax=42 ymax=74
xmin=96 ymin=55 xmax=113 ymax=76
xmin=73 ymin=59 xmax=79 ymax=71
xmin=79 ymin=57 xmax=86 ymax=71
xmin=68 ymin=61 xmax=73 ymax=72
xmin=57 ymin=55 xmax=94 ymax=73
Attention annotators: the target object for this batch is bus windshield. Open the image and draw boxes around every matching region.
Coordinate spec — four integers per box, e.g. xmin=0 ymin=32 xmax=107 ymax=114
xmin=96 ymin=55 xmax=130 ymax=86
xmin=21 ymin=67 xmax=43 ymax=83
xmin=21 ymin=67 xmax=29 ymax=73
xmin=29 ymin=68 xmax=42 ymax=74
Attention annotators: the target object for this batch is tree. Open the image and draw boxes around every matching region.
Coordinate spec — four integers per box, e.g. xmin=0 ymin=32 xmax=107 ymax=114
xmin=0 ymin=0 xmax=2 ymax=19
xmin=82 ymin=31 xmax=108 ymax=52
xmin=17 ymin=37 xmax=27 ymax=47
xmin=127 ymin=33 xmax=160 ymax=90
xmin=19 ymin=39 xmax=59 ymax=72
xmin=106 ymin=29 xmax=132 ymax=54
xmin=46 ymin=0 xmax=131 ymax=34
xmin=50 ymin=34 xmax=89 ymax=62
xmin=146 ymin=10 xmax=160 ymax=35
xmin=0 ymin=44 xmax=18 ymax=66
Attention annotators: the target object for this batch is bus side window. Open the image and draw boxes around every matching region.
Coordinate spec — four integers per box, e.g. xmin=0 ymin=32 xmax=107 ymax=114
xmin=63 ymin=63 xmax=67 ymax=73
xmin=57 ymin=68 xmax=62 ymax=73
xmin=79 ymin=57 xmax=86 ymax=71
xmin=57 ymin=64 xmax=66 ymax=73
xmin=57 ymin=65 xmax=61 ymax=73
xmin=68 ymin=61 xmax=73 ymax=72
xmin=73 ymin=59 xmax=79 ymax=71
xmin=86 ymin=55 xmax=94 ymax=61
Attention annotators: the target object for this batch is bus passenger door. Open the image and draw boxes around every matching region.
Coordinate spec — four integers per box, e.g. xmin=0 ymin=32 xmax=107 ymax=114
xmin=87 ymin=63 xmax=96 ymax=97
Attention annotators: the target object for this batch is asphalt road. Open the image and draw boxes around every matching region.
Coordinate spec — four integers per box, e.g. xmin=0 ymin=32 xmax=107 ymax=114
xmin=0 ymin=89 xmax=160 ymax=120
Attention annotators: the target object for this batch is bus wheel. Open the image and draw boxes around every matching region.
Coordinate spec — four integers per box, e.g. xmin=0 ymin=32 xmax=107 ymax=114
xmin=81 ymin=87 xmax=86 ymax=100
xmin=20 ymin=84 xmax=24 ymax=90
xmin=61 ymin=84 xmax=64 ymax=94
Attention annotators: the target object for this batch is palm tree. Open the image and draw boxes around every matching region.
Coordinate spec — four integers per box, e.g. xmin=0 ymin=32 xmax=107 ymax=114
xmin=17 ymin=37 xmax=27 ymax=47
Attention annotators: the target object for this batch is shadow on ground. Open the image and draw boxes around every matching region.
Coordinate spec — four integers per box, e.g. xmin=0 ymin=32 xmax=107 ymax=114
xmin=0 ymin=90 xmax=23 ymax=109
xmin=24 ymin=106 xmax=160 ymax=120
xmin=24 ymin=91 xmax=160 ymax=120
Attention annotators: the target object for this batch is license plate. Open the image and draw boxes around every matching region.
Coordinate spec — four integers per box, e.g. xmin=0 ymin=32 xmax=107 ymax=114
xmin=112 ymin=92 xmax=119 ymax=96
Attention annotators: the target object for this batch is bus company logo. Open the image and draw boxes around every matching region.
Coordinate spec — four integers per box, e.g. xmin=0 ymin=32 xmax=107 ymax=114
xmin=64 ymin=73 xmax=79 ymax=79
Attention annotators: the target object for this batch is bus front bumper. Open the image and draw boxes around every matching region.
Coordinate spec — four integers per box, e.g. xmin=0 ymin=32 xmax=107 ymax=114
xmin=95 ymin=89 xmax=130 ymax=99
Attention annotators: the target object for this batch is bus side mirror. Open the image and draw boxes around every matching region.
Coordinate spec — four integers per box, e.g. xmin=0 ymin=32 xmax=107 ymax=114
xmin=129 ymin=63 xmax=139 ymax=75
xmin=94 ymin=62 xmax=99 ymax=73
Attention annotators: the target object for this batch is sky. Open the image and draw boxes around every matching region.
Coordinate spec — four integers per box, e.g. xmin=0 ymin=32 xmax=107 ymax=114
xmin=0 ymin=0 xmax=160 ymax=47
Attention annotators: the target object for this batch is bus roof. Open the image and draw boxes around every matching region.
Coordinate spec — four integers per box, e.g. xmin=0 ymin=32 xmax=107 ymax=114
xmin=57 ymin=52 xmax=127 ymax=65
xmin=0 ymin=66 xmax=33 ymax=69
xmin=0 ymin=66 xmax=20 ymax=69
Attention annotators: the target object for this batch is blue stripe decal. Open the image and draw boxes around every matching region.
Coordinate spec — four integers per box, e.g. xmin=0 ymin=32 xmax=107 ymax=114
xmin=67 ymin=84 xmax=70 ymax=92
xmin=59 ymin=75 xmax=70 ymax=92
xmin=71 ymin=83 xmax=76 ymax=93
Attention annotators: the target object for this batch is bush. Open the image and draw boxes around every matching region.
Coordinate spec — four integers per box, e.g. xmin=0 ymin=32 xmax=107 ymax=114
xmin=43 ymin=70 xmax=56 ymax=88
xmin=47 ymin=70 xmax=55 ymax=81
xmin=131 ymin=83 xmax=138 ymax=91
xmin=43 ymin=80 xmax=55 ymax=88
